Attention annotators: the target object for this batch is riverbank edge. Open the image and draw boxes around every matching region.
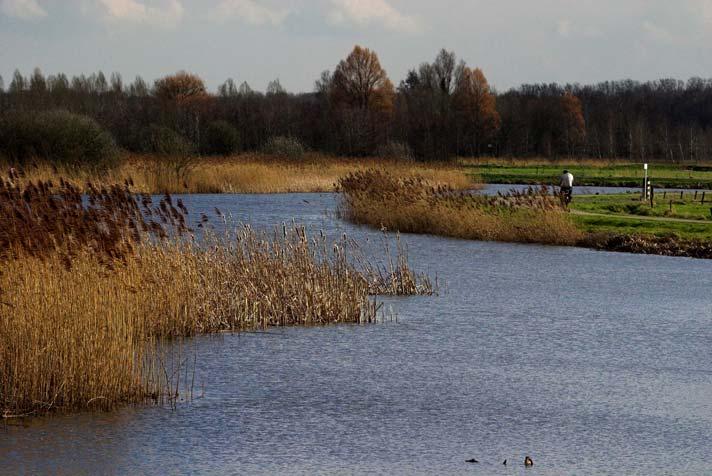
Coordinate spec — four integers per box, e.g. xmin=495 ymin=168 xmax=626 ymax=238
xmin=579 ymin=232 xmax=712 ymax=259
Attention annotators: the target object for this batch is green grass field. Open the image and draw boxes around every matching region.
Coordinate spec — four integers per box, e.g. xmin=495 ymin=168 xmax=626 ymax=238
xmin=570 ymin=193 xmax=712 ymax=240
xmin=572 ymin=192 xmax=712 ymax=220
xmin=464 ymin=161 xmax=712 ymax=189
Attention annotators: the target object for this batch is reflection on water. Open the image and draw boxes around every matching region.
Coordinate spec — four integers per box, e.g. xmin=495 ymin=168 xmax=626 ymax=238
xmin=3 ymin=193 xmax=712 ymax=476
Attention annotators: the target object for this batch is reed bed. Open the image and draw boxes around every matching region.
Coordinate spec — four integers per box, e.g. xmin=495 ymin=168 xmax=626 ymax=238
xmin=3 ymin=153 xmax=474 ymax=194
xmin=338 ymin=169 xmax=582 ymax=246
xmin=0 ymin=170 xmax=431 ymax=417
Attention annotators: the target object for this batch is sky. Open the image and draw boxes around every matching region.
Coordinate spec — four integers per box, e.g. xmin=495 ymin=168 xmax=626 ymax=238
xmin=1 ymin=0 xmax=712 ymax=93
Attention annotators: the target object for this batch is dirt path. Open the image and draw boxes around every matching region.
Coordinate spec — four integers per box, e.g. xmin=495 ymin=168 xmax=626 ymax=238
xmin=570 ymin=209 xmax=712 ymax=224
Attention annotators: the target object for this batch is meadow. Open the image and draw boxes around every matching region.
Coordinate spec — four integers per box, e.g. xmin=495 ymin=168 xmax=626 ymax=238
xmin=462 ymin=158 xmax=712 ymax=189
xmin=570 ymin=191 xmax=712 ymax=240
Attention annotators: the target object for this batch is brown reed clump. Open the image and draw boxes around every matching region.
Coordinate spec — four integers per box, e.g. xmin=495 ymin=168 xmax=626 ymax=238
xmin=0 ymin=167 xmax=190 ymax=264
xmin=0 ymin=169 xmax=431 ymax=417
xmin=338 ymin=169 xmax=583 ymax=246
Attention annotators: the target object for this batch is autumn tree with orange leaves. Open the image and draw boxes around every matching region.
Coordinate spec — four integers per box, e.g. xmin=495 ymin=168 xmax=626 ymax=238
xmin=560 ymin=91 xmax=585 ymax=156
xmin=454 ymin=67 xmax=500 ymax=155
xmin=152 ymin=71 xmax=211 ymax=150
xmin=331 ymin=46 xmax=395 ymax=113
xmin=153 ymin=71 xmax=207 ymax=103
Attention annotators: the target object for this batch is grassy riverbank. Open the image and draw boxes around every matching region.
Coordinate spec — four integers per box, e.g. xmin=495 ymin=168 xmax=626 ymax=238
xmin=570 ymin=192 xmax=712 ymax=240
xmin=338 ymin=170 xmax=582 ymax=246
xmin=462 ymin=158 xmax=712 ymax=189
xmin=339 ymin=170 xmax=712 ymax=259
xmin=0 ymin=173 xmax=431 ymax=417
xmin=3 ymin=153 xmax=474 ymax=194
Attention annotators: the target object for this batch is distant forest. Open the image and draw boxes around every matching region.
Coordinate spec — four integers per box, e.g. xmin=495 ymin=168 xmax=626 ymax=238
xmin=2 ymin=46 xmax=712 ymax=162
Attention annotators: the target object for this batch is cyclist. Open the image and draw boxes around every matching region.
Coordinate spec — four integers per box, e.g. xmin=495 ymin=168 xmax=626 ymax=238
xmin=559 ymin=170 xmax=574 ymax=205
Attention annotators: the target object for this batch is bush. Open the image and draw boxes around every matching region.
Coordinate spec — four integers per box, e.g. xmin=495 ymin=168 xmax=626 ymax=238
xmin=0 ymin=110 xmax=118 ymax=169
xmin=202 ymin=120 xmax=240 ymax=156
xmin=142 ymin=124 xmax=194 ymax=157
xmin=377 ymin=141 xmax=414 ymax=161
xmin=261 ymin=136 xmax=305 ymax=160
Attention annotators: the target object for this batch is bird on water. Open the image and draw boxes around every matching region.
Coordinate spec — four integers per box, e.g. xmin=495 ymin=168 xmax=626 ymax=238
xmin=525 ymin=456 xmax=534 ymax=467
xmin=465 ymin=458 xmax=479 ymax=463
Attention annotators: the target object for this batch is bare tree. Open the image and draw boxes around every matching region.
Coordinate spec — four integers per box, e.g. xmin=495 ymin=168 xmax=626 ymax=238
xmin=218 ymin=78 xmax=238 ymax=97
xmin=9 ymin=70 xmax=27 ymax=93
xmin=110 ymin=72 xmax=123 ymax=94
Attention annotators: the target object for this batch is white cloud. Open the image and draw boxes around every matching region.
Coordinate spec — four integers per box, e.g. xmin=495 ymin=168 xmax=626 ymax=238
xmin=98 ymin=0 xmax=184 ymax=29
xmin=327 ymin=0 xmax=419 ymax=33
xmin=212 ymin=0 xmax=289 ymax=26
xmin=0 ymin=0 xmax=47 ymax=20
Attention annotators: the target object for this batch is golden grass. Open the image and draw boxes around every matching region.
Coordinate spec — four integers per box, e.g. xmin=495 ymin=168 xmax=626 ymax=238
xmin=338 ymin=170 xmax=583 ymax=246
xmin=5 ymin=153 xmax=475 ymax=194
xmin=0 ymin=173 xmax=431 ymax=417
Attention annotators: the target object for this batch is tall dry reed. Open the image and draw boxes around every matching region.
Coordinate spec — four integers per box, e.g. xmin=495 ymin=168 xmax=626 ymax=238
xmin=338 ymin=169 xmax=582 ymax=246
xmin=2 ymin=153 xmax=475 ymax=195
xmin=0 ymin=170 xmax=431 ymax=417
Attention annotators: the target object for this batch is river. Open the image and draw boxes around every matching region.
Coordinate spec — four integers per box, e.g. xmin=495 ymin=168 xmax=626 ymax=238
xmin=2 ymin=192 xmax=711 ymax=475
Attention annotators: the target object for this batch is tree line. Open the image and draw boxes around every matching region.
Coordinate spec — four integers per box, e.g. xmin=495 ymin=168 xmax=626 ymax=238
xmin=2 ymin=46 xmax=712 ymax=162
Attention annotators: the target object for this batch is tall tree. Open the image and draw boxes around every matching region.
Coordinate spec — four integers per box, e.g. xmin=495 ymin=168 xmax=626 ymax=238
xmin=326 ymin=46 xmax=396 ymax=155
xmin=314 ymin=70 xmax=332 ymax=96
xmin=218 ymin=78 xmax=238 ymax=97
xmin=94 ymin=71 xmax=108 ymax=94
xmin=454 ymin=67 xmax=500 ymax=154
xmin=331 ymin=46 xmax=394 ymax=111
xmin=397 ymin=49 xmax=465 ymax=159
xmin=29 ymin=68 xmax=46 ymax=94
xmin=129 ymin=76 xmax=149 ymax=97
xmin=266 ymin=78 xmax=286 ymax=96
xmin=238 ymin=81 xmax=253 ymax=96
xmin=153 ymin=71 xmax=207 ymax=102
xmin=110 ymin=72 xmax=123 ymax=94
xmin=48 ymin=73 xmax=69 ymax=93
xmin=9 ymin=70 xmax=27 ymax=93
xmin=559 ymin=91 xmax=585 ymax=156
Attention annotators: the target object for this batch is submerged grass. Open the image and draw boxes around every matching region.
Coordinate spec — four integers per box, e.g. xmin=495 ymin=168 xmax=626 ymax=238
xmin=0 ymin=171 xmax=431 ymax=417
xmin=338 ymin=169 xmax=582 ymax=246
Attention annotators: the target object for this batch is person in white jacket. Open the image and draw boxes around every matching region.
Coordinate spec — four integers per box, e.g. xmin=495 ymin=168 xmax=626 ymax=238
xmin=559 ymin=170 xmax=574 ymax=204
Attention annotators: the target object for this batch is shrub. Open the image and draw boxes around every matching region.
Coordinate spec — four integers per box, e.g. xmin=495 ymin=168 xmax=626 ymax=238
xmin=261 ymin=136 xmax=305 ymax=160
xmin=202 ymin=120 xmax=240 ymax=156
xmin=0 ymin=110 xmax=118 ymax=170
xmin=377 ymin=141 xmax=414 ymax=161
xmin=142 ymin=124 xmax=194 ymax=157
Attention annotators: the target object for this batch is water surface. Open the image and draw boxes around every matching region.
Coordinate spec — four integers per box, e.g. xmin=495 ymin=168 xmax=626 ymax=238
xmin=3 ymin=193 xmax=711 ymax=476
